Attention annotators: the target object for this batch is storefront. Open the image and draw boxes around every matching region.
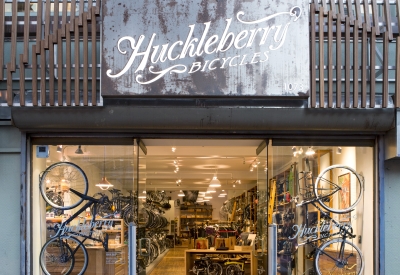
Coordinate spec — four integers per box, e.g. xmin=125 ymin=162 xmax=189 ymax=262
xmin=1 ymin=1 xmax=400 ymax=275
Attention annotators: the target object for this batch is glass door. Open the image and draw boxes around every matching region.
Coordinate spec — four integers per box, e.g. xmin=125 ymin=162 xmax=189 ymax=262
xmin=255 ymin=140 xmax=268 ymax=274
xmin=133 ymin=139 xmax=148 ymax=274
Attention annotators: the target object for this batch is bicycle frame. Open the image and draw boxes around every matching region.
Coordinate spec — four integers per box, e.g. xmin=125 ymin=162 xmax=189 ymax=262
xmin=296 ymin=171 xmax=342 ymax=208
xmin=48 ymin=188 xmax=110 ymax=251
xmin=294 ymin=201 xmax=357 ymax=266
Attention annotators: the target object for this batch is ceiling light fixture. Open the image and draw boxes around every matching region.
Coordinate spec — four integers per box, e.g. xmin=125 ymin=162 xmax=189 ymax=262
xmin=207 ymin=187 xmax=216 ymax=193
xmin=178 ymin=190 xmax=185 ymax=197
xmin=220 ymin=190 xmax=227 ymax=196
xmin=209 ymin=176 xmax=221 ymax=188
xmin=171 ymin=147 xmax=176 ymax=152
xmin=204 ymin=195 xmax=213 ymax=199
xmin=75 ymin=145 xmax=84 ymax=154
xmin=96 ymin=146 xmax=113 ymax=190
xmin=306 ymin=147 xmax=315 ymax=156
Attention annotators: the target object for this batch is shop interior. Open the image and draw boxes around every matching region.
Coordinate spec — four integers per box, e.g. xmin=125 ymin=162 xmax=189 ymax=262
xmin=31 ymin=139 xmax=374 ymax=275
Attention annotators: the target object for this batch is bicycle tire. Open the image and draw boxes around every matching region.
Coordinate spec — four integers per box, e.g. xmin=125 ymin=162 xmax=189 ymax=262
xmin=40 ymin=162 xmax=88 ymax=210
xmin=226 ymin=264 xmax=242 ymax=275
xmin=314 ymin=164 xmax=363 ymax=214
xmin=314 ymin=238 xmax=364 ymax=275
xmin=40 ymin=236 xmax=88 ymax=275
xmin=208 ymin=262 xmax=223 ymax=275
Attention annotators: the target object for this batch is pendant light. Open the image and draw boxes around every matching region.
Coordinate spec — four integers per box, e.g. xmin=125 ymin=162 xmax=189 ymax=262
xmin=178 ymin=190 xmax=185 ymax=197
xmin=306 ymin=147 xmax=315 ymax=156
xmin=207 ymin=187 xmax=216 ymax=193
xmin=209 ymin=167 xmax=221 ymax=188
xmin=96 ymin=146 xmax=113 ymax=190
xmin=209 ymin=176 xmax=221 ymax=188
xmin=138 ymin=190 xmax=146 ymax=199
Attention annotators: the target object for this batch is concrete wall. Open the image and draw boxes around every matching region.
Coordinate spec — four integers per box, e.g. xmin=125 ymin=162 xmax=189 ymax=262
xmin=383 ymin=159 xmax=400 ymax=274
xmin=0 ymin=124 xmax=21 ymax=274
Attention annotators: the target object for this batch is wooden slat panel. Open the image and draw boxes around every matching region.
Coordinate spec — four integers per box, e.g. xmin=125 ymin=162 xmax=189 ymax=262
xmin=49 ymin=34 xmax=55 ymax=106
xmin=66 ymin=23 xmax=72 ymax=106
xmin=10 ymin=0 xmax=17 ymax=71
xmin=336 ymin=15 xmax=342 ymax=108
xmin=319 ymin=7 xmax=325 ymax=108
xmin=355 ymin=0 xmax=363 ymax=29
xmin=70 ymin=0 xmax=76 ymax=32
xmin=83 ymin=12 xmax=88 ymax=106
xmin=0 ymin=1 xmax=5 ymax=80
xmin=383 ymin=0 xmax=393 ymax=40
xmin=313 ymin=0 xmax=319 ymax=10
xmin=321 ymin=0 xmax=327 ymax=15
xmin=74 ymin=18 xmax=80 ymax=105
xmin=346 ymin=0 xmax=355 ymax=25
xmin=330 ymin=0 xmax=337 ymax=20
xmin=44 ymin=0 xmax=51 ymax=48
xmin=91 ymin=6 xmax=97 ymax=106
xmin=361 ymin=23 xmax=367 ymax=108
xmin=363 ymin=0 xmax=372 ymax=31
xmin=58 ymin=29 xmax=63 ymax=105
xmin=62 ymin=0 xmax=68 ymax=37
xmin=397 ymin=0 xmax=400 ymax=34
xmin=396 ymin=36 xmax=400 ymax=108
xmin=88 ymin=0 xmax=93 ymax=20
xmin=19 ymin=55 xmax=25 ymax=106
xmin=353 ymin=21 xmax=359 ymax=108
xmin=383 ymin=31 xmax=389 ymax=108
xmin=32 ymin=45 xmax=38 ymax=106
xmin=370 ymin=27 xmax=376 ymax=108
xmin=371 ymin=0 xmax=380 ymax=36
xmin=23 ymin=0 xmax=30 ymax=63
xmin=338 ymin=0 xmax=345 ymax=22
xmin=36 ymin=0 xmax=43 ymax=53
xmin=40 ymin=42 xmax=46 ymax=106
xmin=328 ymin=11 xmax=333 ymax=108
xmin=6 ymin=63 xmax=12 ymax=106
xmin=53 ymin=0 xmax=60 ymax=43
xmin=345 ymin=17 xmax=351 ymax=108
xmin=79 ymin=0 xmax=85 ymax=25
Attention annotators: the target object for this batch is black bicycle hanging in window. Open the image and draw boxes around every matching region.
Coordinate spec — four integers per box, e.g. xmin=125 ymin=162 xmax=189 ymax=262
xmin=293 ymin=164 xmax=364 ymax=275
xmin=38 ymin=162 xmax=111 ymax=275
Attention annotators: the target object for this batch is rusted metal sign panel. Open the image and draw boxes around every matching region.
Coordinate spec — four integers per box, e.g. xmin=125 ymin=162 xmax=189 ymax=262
xmin=101 ymin=0 xmax=309 ymax=97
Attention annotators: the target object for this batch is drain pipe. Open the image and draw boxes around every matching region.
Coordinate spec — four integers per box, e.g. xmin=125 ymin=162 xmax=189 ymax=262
xmin=268 ymin=224 xmax=277 ymax=275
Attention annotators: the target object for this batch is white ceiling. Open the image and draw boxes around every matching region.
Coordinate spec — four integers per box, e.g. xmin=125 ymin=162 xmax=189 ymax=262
xmin=51 ymin=139 xmax=271 ymax=193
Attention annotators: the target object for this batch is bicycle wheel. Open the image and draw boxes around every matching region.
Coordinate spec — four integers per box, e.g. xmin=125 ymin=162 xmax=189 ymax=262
xmin=314 ymin=238 xmax=364 ymax=275
xmin=208 ymin=262 xmax=223 ymax=275
xmin=314 ymin=164 xmax=363 ymax=214
xmin=226 ymin=264 xmax=241 ymax=275
xmin=40 ymin=236 xmax=89 ymax=275
xmin=40 ymin=162 xmax=88 ymax=210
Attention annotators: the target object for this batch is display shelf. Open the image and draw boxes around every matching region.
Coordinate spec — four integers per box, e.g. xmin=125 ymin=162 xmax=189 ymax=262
xmin=96 ymin=218 xmax=126 ymax=245
xmin=185 ymin=249 xmax=257 ymax=275
xmin=180 ymin=205 xmax=213 ymax=232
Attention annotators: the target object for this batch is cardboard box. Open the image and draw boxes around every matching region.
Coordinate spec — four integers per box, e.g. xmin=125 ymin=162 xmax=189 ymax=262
xmin=215 ymin=238 xmax=228 ymax=249
xmin=195 ymin=239 xmax=209 ymax=249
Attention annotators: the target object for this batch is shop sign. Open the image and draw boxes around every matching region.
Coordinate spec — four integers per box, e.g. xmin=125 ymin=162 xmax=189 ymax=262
xmin=53 ymin=219 xmax=114 ymax=238
xmin=101 ymin=0 xmax=309 ymax=97
xmin=289 ymin=221 xmax=352 ymax=241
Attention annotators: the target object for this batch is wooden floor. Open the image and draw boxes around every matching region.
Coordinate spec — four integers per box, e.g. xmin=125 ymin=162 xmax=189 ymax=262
xmin=148 ymin=247 xmax=187 ymax=275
